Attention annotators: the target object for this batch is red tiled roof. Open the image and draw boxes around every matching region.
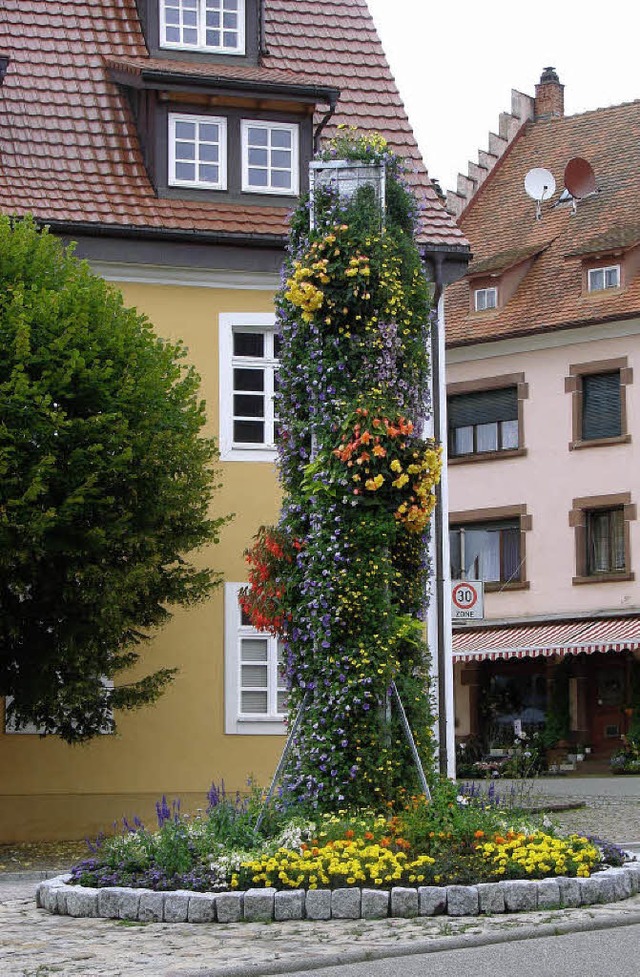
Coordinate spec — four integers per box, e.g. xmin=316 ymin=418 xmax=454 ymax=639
xmin=467 ymin=241 xmax=552 ymax=279
xmin=445 ymin=99 xmax=640 ymax=346
xmin=0 ymin=0 xmax=467 ymax=249
xmin=106 ymin=55 xmax=334 ymax=94
xmin=452 ymin=616 xmax=640 ymax=661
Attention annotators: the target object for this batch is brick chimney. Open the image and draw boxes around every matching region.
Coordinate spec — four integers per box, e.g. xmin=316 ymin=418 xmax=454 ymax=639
xmin=534 ymin=67 xmax=564 ymax=119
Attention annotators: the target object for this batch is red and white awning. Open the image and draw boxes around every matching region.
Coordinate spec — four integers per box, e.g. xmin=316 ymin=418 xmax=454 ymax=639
xmin=452 ymin=616 xmax=640 ymax=662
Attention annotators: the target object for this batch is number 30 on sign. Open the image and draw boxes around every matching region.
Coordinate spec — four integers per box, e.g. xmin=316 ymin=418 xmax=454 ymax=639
xmin=451 ymin=580 xmax=484 ymax=620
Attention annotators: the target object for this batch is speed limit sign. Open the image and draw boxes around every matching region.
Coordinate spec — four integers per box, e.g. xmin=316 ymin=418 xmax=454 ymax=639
xmin=451 ymin=580 xmax=484 ymax=620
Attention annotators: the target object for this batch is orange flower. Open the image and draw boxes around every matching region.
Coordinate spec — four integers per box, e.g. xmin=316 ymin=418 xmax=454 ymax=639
xmin=380 ymin=837 xmax=391 ymax=848
xmin=344 ymin=829 xmax=355 ymax=839
xmin=474 ymin=830 xmax=485 ymax=839
xmin=364 ymin=832 xmax=374 ymax=841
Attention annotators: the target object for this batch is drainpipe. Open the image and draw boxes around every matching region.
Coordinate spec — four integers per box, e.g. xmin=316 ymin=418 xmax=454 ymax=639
xmin=429 ymin=255 xmax=456 ymax=779
xmin=313 ymin=94 xmax=339 ymax=154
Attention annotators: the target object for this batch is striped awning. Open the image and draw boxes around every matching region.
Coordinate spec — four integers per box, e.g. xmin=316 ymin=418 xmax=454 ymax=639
xmin=452 ymin=616 xmax=640 ymax=662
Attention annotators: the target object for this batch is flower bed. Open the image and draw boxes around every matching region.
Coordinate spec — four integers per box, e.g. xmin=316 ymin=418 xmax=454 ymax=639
xmin=60 ymin=782 xmax=632 ymax=903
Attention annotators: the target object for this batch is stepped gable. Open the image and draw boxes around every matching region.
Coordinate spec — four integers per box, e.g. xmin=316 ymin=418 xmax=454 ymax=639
xmin=445 ymin=89 xmax=535 ymax=219
xmin=445 ymin=85 xmax=640 ymax=347
xmin=0 ymin=0 xmax=467 ymax=249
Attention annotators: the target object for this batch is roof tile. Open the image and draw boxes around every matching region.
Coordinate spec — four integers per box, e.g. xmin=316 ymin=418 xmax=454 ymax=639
xmin=0 ymin=0 xmax=466 ymax=248
xmin=446 ymin=99 xmax=640 ymax=344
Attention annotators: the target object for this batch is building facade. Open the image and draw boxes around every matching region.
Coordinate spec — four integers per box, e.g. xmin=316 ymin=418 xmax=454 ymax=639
xmin=444 ymin=70 xmax=640 ymax=771
xmin=0 ymin=0 xmax=468 ymax=840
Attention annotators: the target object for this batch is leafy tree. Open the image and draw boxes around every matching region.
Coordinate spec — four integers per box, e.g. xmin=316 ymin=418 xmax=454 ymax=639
xmin=0 ymin=217 xmax=229 ymax=741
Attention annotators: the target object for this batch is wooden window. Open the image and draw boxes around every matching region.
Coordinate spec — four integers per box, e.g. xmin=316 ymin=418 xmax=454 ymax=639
xmin=219 ymin=313 xmax=280 ymax=462
xmin=588 ymin=265 xmax=620 ymax=291
xmin=566 ymin=357 xmax=632 ymax=449
xmin=224 ymin=584 xmax=287 ymax=734
xmin=570 ymin=493 xmax=636 ymax=584
xmin=168 ymin=114 xmax=227 ymax=189
xmin=160 ymin=0 xmax=245 ymax=54
xmin=449 ymin=504 xmax=531 ymax=591
xmin=448 ymin=387 xmax=518 ymax=457
xmin=447 ymin=373 xmax=527 ymax=464
xmin=241 ymin=121 xmax=299 ymax=195
xmin=586 ymin=508 xmax=625 ymax=575
xmin=474 ymin=287 xmax=497 ymax=311
xmin=450 ymin=520 xmax=520 ymax=584
xmin=582 ymin=372 xmax=621 ymax=440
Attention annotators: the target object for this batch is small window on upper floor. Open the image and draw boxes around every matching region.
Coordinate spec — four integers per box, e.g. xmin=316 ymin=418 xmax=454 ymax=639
xmin=582 ymin=371 xmax=621 ymax=440
xmin=588 ymin=265 xmax=620 ymax=292
xmin=241 ymin=121 xmax=299 ymax=196
xmin=160 ymin=0 xmax=245 ymax=54
xmin=168 ymin=114 xmax=227 ymax=189
xmin=474 ymin=287 xmax=497 ymax=311
xmin=448 ymin=387 xmax=519 ymax=458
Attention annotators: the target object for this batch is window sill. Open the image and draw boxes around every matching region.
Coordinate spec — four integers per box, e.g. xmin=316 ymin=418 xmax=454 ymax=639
xmin=227 ymin=718 xmax=287 ymax=735
xmin=220 ymin=446 xmax=278 ymax=463
xmin=484 ymin=580 xmax=530 ymax=593
xmin=572 ymin=572 xmax=635 ymax=585
xmin=449 ymin=448 xmax=527 ymax=465
xmin=570 ymin=435 xmax=631 ymax=450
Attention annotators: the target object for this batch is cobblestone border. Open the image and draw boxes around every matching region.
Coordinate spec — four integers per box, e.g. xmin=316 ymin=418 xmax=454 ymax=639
xmin=36 ymin=862 xmax=640 ymax=923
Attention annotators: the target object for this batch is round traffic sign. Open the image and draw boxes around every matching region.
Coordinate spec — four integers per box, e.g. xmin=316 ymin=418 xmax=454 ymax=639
xmin=452 ymin=582 xmax=479 ymax=610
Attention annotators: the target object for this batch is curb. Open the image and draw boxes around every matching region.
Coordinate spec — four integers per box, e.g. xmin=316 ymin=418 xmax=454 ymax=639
xmin=167 ymin=906 xmax=640 ymax=977
xmin=36 ymin=861 xmax=640 ymax=925
xmin=0 ymin=870 xmax=60 ymax=884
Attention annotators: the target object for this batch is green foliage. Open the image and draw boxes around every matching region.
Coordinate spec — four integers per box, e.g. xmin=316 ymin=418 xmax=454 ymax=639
xmin=70 ymin=782 xmax=606 ymax=893
xmin=272 ymin=132 xmax=439 ymax=810
xmin=0 ymin=216 xmax=229 ymax=741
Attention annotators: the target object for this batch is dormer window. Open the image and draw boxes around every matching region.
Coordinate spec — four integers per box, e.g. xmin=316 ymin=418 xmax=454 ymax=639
xmin=168 ymin=114 xmax=227 ymax=188
xmin=588 ymin=265 xmax=620 ymax=291
xmin=241 ymin=121 xmax=299 ymax=195
xmin=474 ymin=286 xmax=497 ymax=311
xmin=160 ymin=0 xmax=245 ymax=54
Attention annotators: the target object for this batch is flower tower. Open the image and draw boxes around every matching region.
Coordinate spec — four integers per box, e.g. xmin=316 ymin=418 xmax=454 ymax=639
xmin=244 ymin=132 xmax=441 ymax=812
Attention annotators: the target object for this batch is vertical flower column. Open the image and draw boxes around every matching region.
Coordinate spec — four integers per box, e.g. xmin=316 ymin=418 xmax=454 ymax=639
xmin=274 ymin=134 xmax=441 ymax=810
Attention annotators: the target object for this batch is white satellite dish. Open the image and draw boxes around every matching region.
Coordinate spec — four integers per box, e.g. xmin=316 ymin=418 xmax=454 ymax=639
xmin=524 ymin=167 xmax=556 ymax=219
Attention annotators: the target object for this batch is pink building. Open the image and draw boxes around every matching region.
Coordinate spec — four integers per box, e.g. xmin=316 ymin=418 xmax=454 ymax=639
xmin=444 ymin=70 xmax=640 ymax=771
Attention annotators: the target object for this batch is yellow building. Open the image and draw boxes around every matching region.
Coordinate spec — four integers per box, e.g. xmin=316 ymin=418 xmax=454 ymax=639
xmin=0 ymin=0 xmax=468 ymax=841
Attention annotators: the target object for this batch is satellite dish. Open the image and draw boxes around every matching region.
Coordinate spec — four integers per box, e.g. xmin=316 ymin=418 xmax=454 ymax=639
xmin=564 ymin=157 xmax=597 ymax=199
xmin=524 ymin=167 xmax=556 ymax=219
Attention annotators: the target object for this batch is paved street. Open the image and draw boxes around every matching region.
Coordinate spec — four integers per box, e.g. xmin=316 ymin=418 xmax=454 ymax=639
xmin=275 ymin=924 xmax=640 ymax=977
xmin=1 ymin=777 xmax=639 ymax=977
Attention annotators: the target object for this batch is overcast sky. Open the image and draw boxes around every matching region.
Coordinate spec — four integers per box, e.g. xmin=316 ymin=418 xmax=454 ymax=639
xmin=366 ymin=0 xmax=640 ymax=194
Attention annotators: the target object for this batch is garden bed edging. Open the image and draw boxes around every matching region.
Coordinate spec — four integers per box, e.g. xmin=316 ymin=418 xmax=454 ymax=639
xmin=37 ymin=861 xmax=640 ymax=923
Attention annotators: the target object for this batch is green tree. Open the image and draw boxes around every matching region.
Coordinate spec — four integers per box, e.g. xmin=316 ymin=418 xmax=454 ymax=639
xmin=0 ymin=217 xmax=229 ymax=742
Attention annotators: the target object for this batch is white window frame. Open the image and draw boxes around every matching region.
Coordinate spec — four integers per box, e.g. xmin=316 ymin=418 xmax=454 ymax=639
xmin=474 ymin=287 xmax=498 ymax=311
xmin=224 ymin=583 xmax=287 ymax=735
xmin=241 ymin=121 xmax=300 ymax=196
xmin=168 ymin=113 xmax=227 ymax=190
xmin=160 ymin=0 xmax=246 ymax=54
xmin=588 ymin=265 xmax=621 ymax=292
xmin=219 ymin=312 xmax=279 ymax=462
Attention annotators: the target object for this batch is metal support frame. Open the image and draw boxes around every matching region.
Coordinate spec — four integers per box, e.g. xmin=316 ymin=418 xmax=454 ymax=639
xmin=255 ymin=690 xmax=310 ymax=834
xmin=390 ymin=680 xmax=432 ymax=801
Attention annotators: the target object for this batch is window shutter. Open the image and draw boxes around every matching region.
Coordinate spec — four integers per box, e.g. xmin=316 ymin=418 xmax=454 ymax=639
xmin=448 ymin=388 xmax=517 ymax=428
xmin=582 ymin=372 xmax=621 ymax=440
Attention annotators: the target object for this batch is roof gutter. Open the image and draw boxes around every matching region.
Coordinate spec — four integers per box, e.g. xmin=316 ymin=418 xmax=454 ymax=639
xmin=40 ymin=219 xmax=287 ymax=249
xmin=109 ymin=66 xmax=339 ymax=106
